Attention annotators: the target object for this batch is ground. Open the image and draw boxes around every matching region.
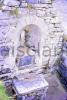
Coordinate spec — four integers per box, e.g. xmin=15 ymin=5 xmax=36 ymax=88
xmin=45 ymin=73 xmax=67 ymax=100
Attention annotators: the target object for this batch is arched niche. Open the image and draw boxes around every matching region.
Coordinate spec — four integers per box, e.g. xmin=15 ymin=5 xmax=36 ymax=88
xmin=18 ymin=24 xmax=42 ymax=66
xmin=15 ymin=14 xmax=49 ymax=66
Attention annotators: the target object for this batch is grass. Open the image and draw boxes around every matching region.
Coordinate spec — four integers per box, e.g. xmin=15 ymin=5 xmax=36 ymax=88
xmin=0 ymin=81 xmax=10 ymax=100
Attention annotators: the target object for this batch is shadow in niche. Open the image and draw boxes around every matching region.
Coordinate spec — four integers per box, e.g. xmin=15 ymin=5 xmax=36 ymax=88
xmin=23 ymin=24 xmax=41 ymax=51
xmin=16 ymin=24 xmax=42 ymax=69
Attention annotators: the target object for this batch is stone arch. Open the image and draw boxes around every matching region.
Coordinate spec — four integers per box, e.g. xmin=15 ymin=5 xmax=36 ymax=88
xmin=15 ymin=14 xmax=49 ymax=46
xmin=14 ymin=14 xmax=49 ymax=66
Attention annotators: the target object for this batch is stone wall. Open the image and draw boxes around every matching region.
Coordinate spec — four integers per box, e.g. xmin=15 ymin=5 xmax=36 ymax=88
xmin=0 ymin=1 xmax=63 ymax=69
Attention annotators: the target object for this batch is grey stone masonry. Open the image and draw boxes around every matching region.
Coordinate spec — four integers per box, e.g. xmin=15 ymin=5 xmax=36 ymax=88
xmin=0 ymin=0 xmax=63 ymax=69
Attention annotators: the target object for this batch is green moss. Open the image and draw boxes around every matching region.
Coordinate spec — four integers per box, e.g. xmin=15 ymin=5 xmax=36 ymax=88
xmin=0 ymin=81 xmax=10 ymax=100
xmin=0 ymin=4 xmax=3 ymax=10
